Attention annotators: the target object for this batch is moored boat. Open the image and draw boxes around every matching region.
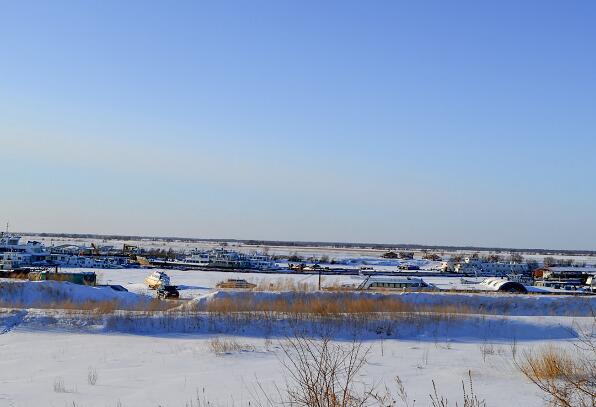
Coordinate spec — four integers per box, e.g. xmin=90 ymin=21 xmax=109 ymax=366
xmin=215 ymin=279 xmax=257 ymax=290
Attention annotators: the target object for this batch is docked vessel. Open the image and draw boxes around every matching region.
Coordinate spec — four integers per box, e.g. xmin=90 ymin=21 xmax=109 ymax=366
xmin=158 ymin=248 xmax=281 ymax=271
xmin=0 ymin=233 xmax=50 ymax=268
xmin=215 ymin=279 xmax=257 ymax=290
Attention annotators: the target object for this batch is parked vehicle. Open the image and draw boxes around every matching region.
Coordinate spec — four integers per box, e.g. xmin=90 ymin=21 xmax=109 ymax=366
xmin=157 ymin=285 xmax=179 ymax=299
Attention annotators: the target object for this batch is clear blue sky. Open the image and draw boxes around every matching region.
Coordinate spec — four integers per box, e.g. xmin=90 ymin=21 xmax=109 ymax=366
xmin=2 ymin=1 xmax=595 ymax=249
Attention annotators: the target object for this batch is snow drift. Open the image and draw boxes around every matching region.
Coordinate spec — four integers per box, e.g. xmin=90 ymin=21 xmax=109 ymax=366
xmin=0 ymin=280 xmax=151 ymax=309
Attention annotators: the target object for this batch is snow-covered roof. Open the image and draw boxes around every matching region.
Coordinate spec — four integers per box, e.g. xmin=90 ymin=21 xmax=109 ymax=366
xmin=549 ymin=266 xmax=596 ymax=273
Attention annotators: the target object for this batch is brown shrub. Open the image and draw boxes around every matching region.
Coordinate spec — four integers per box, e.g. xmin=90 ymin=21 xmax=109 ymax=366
xmin=517 ymin=340 xmax=596 ymax=407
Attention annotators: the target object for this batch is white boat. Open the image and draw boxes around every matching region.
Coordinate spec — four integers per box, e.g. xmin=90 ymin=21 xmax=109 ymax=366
xmin=180 ymin=248 xmax=280 ymax=270
xmin=215 ymin=279 xmax=257 ymax=290
xmin=182 ymin=252 xmax=210 ymax=267
xmin=247 ymin=253 xmax=281 ymax=271
xmin=0 ymin=233 xmax=50 ymax=267
xmin=144 ymin=271 xmax=171 ymax=289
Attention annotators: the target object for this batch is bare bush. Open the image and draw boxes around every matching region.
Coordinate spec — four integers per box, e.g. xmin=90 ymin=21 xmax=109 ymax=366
xmin=256 ymin=336 xmax=486 ymax=407
xmin=273 ymin=335 xmax=374 ymax=407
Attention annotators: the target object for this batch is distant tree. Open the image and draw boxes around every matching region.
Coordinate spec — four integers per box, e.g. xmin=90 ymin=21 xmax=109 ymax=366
xmin=526 ymin=259 xmax=539 ymax=271
xmin=542 ymin=257 xmax=574 ymax=267
xmin=398 ymin=251 xmax=414 ymax=260
xmin=287 ymin=252 xmax=303 ymax=262
xmin=423 ymin=252 xmax=442 ymax=261
xmin=543 ymin=257 xmax=557 ymax=267
xmin=167 ymin=248 xmax=176 ymax=260
xmin=471 ymin=252 xmax=480 ymax=260
xmin=509 ymin=253 xmax=524 ymax=263
xmin=381 ymin=251 xmax=399 ymax=259
xmin=485 ymin=254 xmax=502 ymax=263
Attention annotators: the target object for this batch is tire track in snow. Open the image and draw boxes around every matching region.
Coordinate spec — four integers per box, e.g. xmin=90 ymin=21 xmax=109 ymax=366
xmin=0 ymin=310 xmax=27 ymax=334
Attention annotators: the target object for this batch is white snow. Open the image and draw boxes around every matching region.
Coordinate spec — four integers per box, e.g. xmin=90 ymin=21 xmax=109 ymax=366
xmin=0 ymin=268 xmax=594 ymax=406
xmin=0 ymin=279 xmax=151 ymax=308
xmin=0 ymin=317 xmax=591 ymax=407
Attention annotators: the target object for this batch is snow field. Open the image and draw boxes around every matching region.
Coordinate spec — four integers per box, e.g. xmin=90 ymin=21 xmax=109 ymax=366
xmin=0 ymin=269 xmax=594 ymax=406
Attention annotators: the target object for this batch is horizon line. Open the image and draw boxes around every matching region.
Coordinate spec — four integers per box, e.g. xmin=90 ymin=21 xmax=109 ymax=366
xmin=17 ymin=231 xmax=596 ymax=256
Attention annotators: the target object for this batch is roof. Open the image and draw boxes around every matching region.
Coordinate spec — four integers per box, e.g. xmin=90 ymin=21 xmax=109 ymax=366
xmin=549 ymin=267 xmax=596 ymax=273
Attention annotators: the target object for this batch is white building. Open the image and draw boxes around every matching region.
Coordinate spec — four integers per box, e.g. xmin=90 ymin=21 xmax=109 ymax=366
xmin=440 ymin=258 xmax=528 ymax=275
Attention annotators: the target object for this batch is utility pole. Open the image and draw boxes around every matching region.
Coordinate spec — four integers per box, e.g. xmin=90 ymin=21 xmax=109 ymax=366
xmin=318 ymin=268 xmax=321 ymax=290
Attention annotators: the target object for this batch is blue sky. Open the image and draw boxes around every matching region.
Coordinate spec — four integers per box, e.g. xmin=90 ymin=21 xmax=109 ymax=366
xmin=2 ymin=1 xmax=595 ymax=249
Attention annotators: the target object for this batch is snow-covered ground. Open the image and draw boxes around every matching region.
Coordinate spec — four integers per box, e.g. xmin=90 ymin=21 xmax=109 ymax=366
xmin=0 ymin=268 xmax=594 ymax=406
xmin=0 ymin=316 xmax=592 ymax=407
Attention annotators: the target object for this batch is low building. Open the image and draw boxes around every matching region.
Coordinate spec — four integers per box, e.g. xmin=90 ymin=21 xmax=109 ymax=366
xmin=534 ymin=266 xmax=596 ymax=290
xmin=440 ymin=258 xmax=528 ymax=275
xmin=28 ymin=270 xmax=97 ymax=285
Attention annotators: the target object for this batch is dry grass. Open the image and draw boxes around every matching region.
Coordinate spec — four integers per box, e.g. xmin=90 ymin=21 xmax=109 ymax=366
xmin=517 ymin=339 xmax=596 ymax=407
xmin=87 ymin=367 xmax=98 ymax=386
xmin=208 ymin=337 xmax=255 ymax=354
xmin=520 ymin=346 xmax=577 ymax=381
xmin=0 ymin=298 xmax=173 ymax=313
xmin=254 ymin=278 xmax=317 ymax=292
xmin=1 ymin=289 xmax=485 ymax=338
xmin=201 ymin=293 xmax=476 ymax=316
xmin=53 ymin=377 xmax=75 ymax=393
